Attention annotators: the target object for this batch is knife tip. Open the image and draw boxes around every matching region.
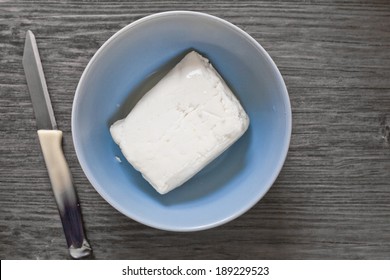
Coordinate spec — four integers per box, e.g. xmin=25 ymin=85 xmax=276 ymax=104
xmin=26 ymin=30 xmax=35 ymax=39
xmin=23 ymin=30 xmax=37 ymax=62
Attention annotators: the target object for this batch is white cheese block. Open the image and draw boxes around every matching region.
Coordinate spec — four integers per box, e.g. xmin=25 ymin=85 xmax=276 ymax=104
xmin=110 ymin=51 xmax=250 ymax=194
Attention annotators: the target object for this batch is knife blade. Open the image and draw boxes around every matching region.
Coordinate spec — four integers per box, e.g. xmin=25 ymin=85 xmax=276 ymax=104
xmin=23 ymin=30 xmax=92 ymax=259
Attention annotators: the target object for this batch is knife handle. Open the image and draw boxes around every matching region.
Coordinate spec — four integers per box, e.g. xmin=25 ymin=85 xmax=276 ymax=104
xmin=37 ymin=129 xmax=92 ymax=259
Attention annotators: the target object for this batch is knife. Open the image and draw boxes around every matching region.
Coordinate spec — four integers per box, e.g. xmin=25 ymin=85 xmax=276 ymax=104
xmin=22 ymin=30 xmax=92 ymax=259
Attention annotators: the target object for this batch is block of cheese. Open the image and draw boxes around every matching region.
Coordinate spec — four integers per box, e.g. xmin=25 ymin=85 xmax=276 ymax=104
xmin=110 ymin=51 xmax=249 ymax=194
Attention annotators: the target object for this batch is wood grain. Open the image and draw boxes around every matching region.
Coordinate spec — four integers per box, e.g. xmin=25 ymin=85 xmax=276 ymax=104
xmin=1 ymin=0 xmax=389 ymax=259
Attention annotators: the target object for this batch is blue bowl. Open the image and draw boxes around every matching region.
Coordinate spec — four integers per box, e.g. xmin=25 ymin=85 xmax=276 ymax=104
xmin=72 ymin=11 xmax=291 ymax=231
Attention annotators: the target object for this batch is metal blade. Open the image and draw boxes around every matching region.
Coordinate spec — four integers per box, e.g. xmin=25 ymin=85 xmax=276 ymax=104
xmin=23 ymin=30 xmax=57 ymax=130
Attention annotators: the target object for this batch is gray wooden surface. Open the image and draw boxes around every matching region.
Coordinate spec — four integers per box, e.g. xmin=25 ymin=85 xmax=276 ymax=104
xmin=1 ymin=0 xmax=389 ymax=260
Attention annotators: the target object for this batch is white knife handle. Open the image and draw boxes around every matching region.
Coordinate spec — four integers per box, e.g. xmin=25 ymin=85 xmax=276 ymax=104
xmin=37 ymin=129 xmax=92 ymax=259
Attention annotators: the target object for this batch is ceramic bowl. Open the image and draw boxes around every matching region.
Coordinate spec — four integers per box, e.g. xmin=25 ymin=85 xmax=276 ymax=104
xmin=72 ymin=11 xmax=291 ymax=231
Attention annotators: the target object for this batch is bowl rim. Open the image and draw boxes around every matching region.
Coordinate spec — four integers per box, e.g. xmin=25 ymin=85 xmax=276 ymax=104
xmin=72 ymin=10 xmax=292 ymax=232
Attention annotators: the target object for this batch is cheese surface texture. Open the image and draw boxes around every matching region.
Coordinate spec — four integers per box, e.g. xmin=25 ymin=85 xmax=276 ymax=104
xmin=110 ymin=51 xmax=249 ymax=194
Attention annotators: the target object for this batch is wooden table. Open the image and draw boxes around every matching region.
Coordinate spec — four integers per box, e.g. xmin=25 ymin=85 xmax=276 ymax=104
xmin=1 ymin=0 xmax=389 ymax=260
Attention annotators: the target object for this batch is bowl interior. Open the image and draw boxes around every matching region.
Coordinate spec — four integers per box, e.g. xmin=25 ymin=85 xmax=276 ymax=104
xmin=72 ymin=12 xmax=291 ymax=231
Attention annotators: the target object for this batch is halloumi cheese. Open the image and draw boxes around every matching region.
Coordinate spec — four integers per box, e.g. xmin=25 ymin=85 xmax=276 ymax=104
xmin=110 ymin=51 xmax=249 ymax=194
